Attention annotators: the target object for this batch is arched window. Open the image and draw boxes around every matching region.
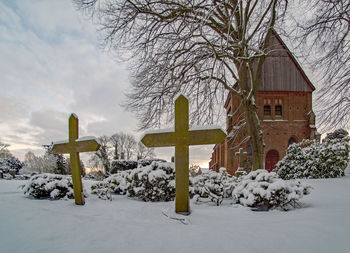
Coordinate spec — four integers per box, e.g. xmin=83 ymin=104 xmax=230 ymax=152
xmin=275 ymin=105 xmax=282 ymax=116
xmin=288 ymin=137 xmax=296 ymax=146
xmin=264 ymin=105 xmax=271 ymax=116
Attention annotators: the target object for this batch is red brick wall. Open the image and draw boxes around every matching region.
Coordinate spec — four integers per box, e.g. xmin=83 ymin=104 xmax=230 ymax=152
xmin=210 ymin=91 xmax=315 ymax=175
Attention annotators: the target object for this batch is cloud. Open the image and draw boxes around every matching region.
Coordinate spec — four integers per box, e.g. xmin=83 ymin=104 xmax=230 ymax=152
xmin=0 ymin=0 xmax=214 ymax=167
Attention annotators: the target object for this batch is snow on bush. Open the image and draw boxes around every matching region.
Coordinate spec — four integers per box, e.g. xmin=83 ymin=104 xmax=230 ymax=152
xmin=91 ymin=171 xmax=130 ymax=200
xmin=137 ymin=159 xmax=167 ymax=167
xmin=275 ymin=138 xmax=350 ymax=180
xmin=109 ymin=159 xmax=168 ymax=174
xmin=191 ymin=168 xmax=236 ymax=206
xmin=127 ymin=161 xmax=175 ymax=201
xmin=92 ymin=161 xmax=175 ymax=201
xmin=91 ymin=164 xmax=311 ymax=211
xmin=0 ymin=157 xmax=24 ymax=177
xmin=232 ymin=170 xmax=311 ymax=211
xmin=110 ymin=160 xmax=138 ymax=173
xmin=22 ymin=174 xmax=82 ymax=200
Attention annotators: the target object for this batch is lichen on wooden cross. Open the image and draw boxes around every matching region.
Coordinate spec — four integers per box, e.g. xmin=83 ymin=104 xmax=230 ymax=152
xmin=51 ymin=114 xmax=100 ymax=205
xmin=141 ymin=94 xmax=226 ymax=214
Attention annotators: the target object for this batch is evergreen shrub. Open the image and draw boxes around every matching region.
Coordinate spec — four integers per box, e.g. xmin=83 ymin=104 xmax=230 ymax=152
xmin=22 ymin=174 xmax=81 ymax=200
xmin=275 ymin=137 xmax=349 ymax=179
xmin=232 ymin=169 xmax=311 ymax=211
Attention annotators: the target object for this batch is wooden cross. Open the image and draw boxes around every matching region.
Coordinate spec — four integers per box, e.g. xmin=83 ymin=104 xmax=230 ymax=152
xmin=51 ymin=114 xmax=101 ymax=205
xmin=235 ymin=148 xmax=247 ymax=169
xmin=141 ymin=94 xmax=226 ymax=214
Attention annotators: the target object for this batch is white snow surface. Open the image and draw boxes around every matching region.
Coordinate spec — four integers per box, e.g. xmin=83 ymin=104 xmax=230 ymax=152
xmin=53 ymin=136 xmax=99 ymax=145
xmin=140 ymin=127 xmax=175 ymax=140
xmin=190 ymin=125 xmax=226 ymax=133
xmin=1 ymin=176 xmax=350 ymax=253
xmin=76 ymin=136 xmax=99 ymax=143
xmin=53 ymin=139 xmax=68 ymax=145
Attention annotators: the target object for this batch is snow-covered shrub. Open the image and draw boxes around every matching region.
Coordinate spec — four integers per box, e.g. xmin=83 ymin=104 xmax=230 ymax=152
xmin=91 ymin=161 xmax=175 ymax=201
xmin=85 ymin=171 xmax=106 ymax=181
xmin=91 ymin=171 xmax=130 ymax=200
xmin=110 ymin=160 xmax=138 ymax=173
xmin=191 ymin=168 xmax=236 ymax=205
xmin=275 ymin=138 xmax=349 ymax=179
xmin=137 ymin=159 xmax=167 ymax=167
xmin=127 ymin=162 xmax=175 ymax=201
xmin=325 ymin=128 xmax=349 ymax=140
xmin=232 ymin=170 xmax=311 ymax=211
xmin=0 ymin=157 xmax=24 ymax=175
xmin=22 ymin=174 xmax=81 ymax=200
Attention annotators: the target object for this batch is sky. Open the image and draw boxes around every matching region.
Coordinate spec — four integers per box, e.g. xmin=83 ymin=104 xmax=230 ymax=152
xmin=0 ymin=0 xmax=215 ymax=168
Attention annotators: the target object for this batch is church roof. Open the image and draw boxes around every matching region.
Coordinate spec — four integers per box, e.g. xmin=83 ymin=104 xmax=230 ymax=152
xmin=258 ymin=30 xmax=316 ymax=92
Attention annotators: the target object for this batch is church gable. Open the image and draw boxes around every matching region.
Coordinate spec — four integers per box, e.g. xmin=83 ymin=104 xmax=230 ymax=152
xmin=258 ymin=31 xmax=315 ymax=92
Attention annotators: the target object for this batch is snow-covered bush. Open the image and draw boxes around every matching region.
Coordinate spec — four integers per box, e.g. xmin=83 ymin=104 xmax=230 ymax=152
xmin=91 ymin=171 xmax=130 ymax=200
xmin=275 ymin=138 xmax=349 ymax=179
xmin=110 ymin=160 xmax=138 ymax=173
xmin=232 ymin=170 xmax=311 ymax=211
xmin=22 ymin=174 xmax=81 ymax=200
xmin=127 ymin=161 xmax=175 ymax=201
xmin=92 ymin=163 xmax=236 ymax=205
xmin=0 ymin=157 xmax=24 ymax=174
xmin=137 ymin=159 xmax=167 ymax=167
xmin=191 ymin=168 xmax=236 ymax=205
xmin=325 ymin=128 xmax=349 ymax=140
xmin=91 ymin=161 xmax=175 ymax=201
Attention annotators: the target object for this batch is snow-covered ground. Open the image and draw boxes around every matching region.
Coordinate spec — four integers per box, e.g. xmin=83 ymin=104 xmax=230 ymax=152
xmin=1 ymin=175 xmax=350 ymax=253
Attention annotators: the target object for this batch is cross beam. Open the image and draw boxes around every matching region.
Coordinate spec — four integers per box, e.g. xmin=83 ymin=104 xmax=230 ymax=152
xmin=52 ymin=114 xmax=100 ymax=205
xmin=141 ymin=94 xmax=226 ymax=214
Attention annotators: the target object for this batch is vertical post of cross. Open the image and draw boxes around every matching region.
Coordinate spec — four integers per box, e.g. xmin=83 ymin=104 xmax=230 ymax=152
xmin=175 ymin=95 xmax=189 ymax=214
xmin=68 ymin=115 xmax=84 ymax=205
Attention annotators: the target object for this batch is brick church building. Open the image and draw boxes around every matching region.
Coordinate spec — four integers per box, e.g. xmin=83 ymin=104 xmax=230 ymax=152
xmin=209 ymin=30 xmax=320 ymax=175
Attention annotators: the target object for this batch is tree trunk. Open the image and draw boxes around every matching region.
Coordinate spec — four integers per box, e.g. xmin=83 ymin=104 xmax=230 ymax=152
xmin=239 ymin=64 xmax=265 ymax=171
xmin=242 ymin=102 xmax=264 ymax=170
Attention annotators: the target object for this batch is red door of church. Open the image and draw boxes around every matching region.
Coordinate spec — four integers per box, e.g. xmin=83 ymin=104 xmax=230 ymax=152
xmin=265 ymin=150 xmax=279 ymax=172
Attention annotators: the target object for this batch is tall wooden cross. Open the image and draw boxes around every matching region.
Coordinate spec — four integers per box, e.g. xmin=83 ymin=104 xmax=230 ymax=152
xmin=141 ymin=94 xmax=226 ymax=214
xmin=235 ymin=148 xmax=247 ymax=169
xmin=52 ymin=114 xmax=100 ymax=205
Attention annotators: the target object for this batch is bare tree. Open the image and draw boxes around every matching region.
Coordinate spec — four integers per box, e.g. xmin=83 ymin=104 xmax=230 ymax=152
xmin=0 ymin=141 xmax=12 ymax=159
xmin=110 ymin=133 xmax=122 ymax=160
xmin=136 ymin=141 xmax=155 ymax=160
xmin=296 ymin=0 xmax=350 ymax=131
xmin=124 ymin=134 xmax=136 ymax=160
xmin=76 ymin=0 xmax=287 ymax=170
xmin=90 ymin=135 xmax=111 ymax=172
xmin=110 ymin=132 xmax=137 ymax=160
